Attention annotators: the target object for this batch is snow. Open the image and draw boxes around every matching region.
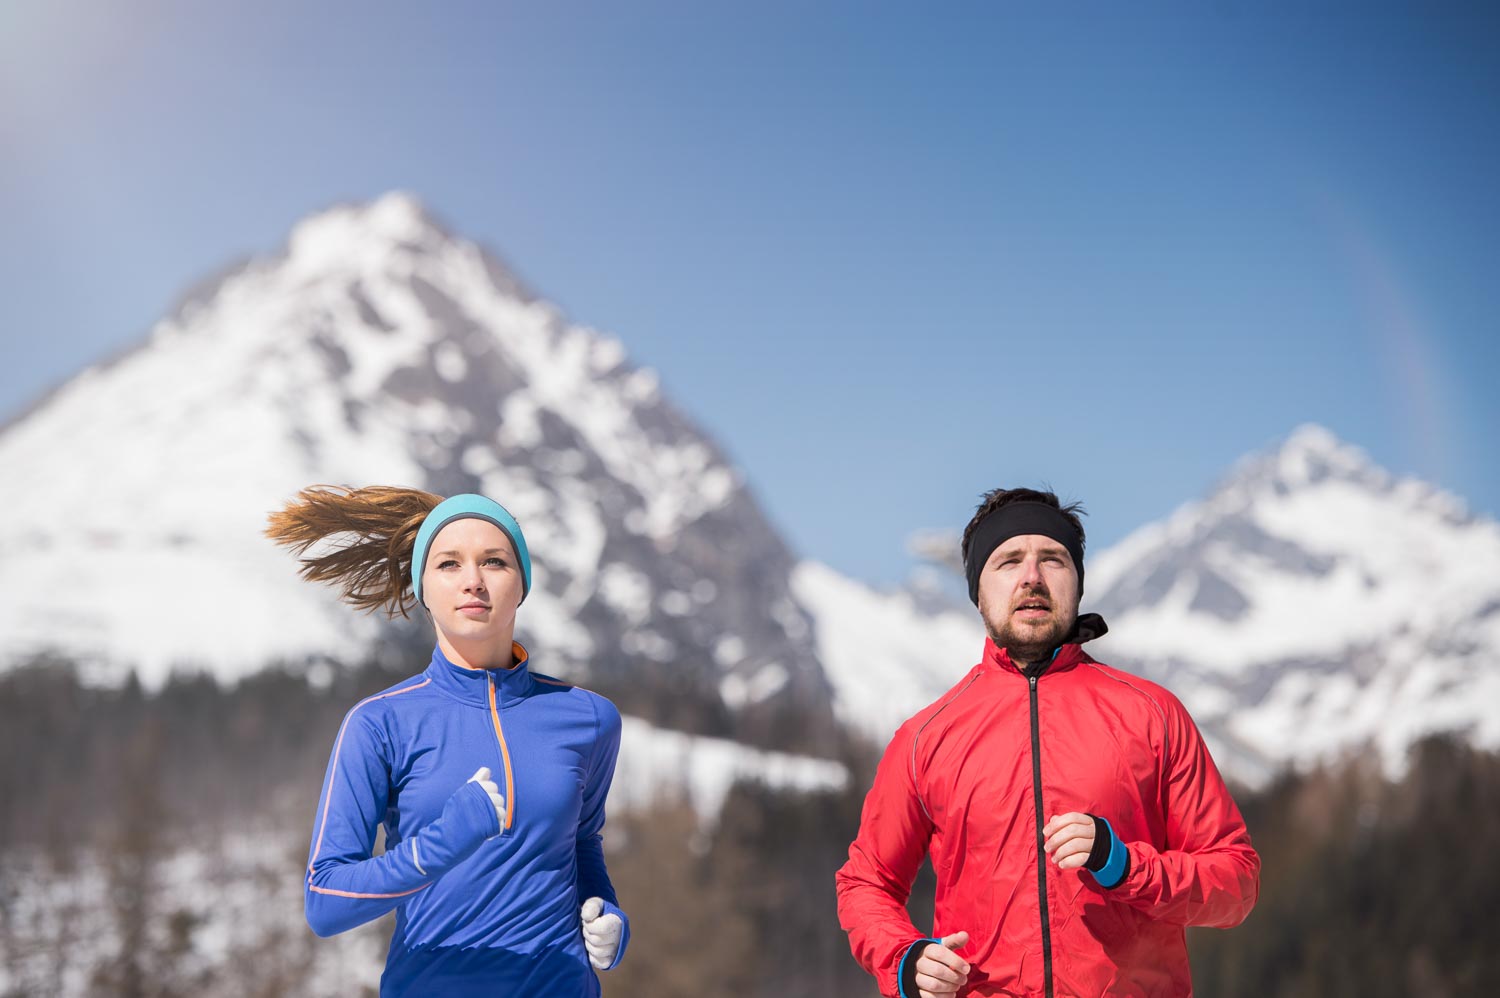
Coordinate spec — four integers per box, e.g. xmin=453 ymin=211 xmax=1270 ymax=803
xmin=0 ymin=702 xmax=844 ymax=996
xmin=433 ymin=341 xmax=468 ymax=382
xmin=514 ymin=590 xmax=595 ymax=661
xmin=611 ymin=716 xmax=847 ymax=823
xmin=658 ymin=590 xmax=693 ymax=616
xmin=589 ymin=335 xmax=627 ymax=374
xmin=720 ymin=663 xmax=790 ymax=709
xmin=1098 ymin=460 xmax=1500 ymax=671
xmin=0 ymin=829 xmax=389 ymax=998
xmin=0 ymin=298 xmax=426 ymax=682
xmin=620 ymin=629 xmax=677 ymax=662
xmin=452 ymin=273 xmax=737 ymax=539
xmin=713 ymin=635 xmax=747 ymax=668
xmin=1084 ymin=425 xmax=1500 ymax=783
xmin=792 ymin=561 xmax=984 ymax=744
xmin=285 ymin=191 xmax=434 ymax=279
xmin=771 ymin=596 xmax=810 ymax=642
xmin=795 ymin=425 xmax=1500 ymax=786
xmin=596 ymin=563 xmax=654 ymax=625
xmin=496 ymin=393 xmax=544 ymax=448
xmin=1085 ymin=514 xmax=1178 ymax=596
xmin=0 ymin=192 xmax=729 ymax=682
xmin=1274 ymin=423 xmax=1375 ymax=485
xmin=5 ymin=191 xmax=1494 ymax=796
xmin=0 ymin=190 xmax=873 ymax=994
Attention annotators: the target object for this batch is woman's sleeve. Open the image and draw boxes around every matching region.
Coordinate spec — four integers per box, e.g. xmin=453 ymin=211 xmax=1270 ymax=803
xmin=576 ymin=696 xmax=629 ymax=967
xmin=303 ymin=707 xmax=426 ymax=936
xmin=303 ymin=703 xmax=502 ymax=937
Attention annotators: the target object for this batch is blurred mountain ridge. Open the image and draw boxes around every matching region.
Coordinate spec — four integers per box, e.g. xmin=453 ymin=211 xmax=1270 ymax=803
xmin=0 ymin=191 xmax=835 ymax=757
xmin=2 ymin=194 xmax=1496 ymax=789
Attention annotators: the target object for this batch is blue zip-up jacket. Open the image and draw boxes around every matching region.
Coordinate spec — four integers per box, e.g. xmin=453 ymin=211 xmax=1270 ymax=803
xmin=305 ymin=641 xmax=630 ymax=996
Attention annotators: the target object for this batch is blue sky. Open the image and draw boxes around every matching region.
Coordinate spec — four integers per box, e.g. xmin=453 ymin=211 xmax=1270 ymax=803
xmin=2 ymin=1 xmax=1496 ymax=586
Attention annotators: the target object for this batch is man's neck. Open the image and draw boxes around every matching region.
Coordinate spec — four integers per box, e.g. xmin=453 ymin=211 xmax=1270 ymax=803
xmin=1008 ymin=644 xmax=1059 ymax=675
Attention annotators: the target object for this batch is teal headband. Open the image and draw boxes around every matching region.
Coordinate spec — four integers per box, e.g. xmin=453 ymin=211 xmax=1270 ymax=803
xmin=411 ymin=494 xmax=532 ymax=605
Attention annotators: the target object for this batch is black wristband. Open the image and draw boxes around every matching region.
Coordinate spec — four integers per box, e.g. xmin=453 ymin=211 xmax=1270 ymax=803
xmin=1084 ymin=815 xmax=1112 ymax=872
xmin=899 ymin=938 xmax=940 ymax=998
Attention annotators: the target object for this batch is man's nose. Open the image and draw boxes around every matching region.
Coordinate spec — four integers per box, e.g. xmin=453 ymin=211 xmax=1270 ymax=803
xmin=1020 ymin=557 xmax=1045 ymax=586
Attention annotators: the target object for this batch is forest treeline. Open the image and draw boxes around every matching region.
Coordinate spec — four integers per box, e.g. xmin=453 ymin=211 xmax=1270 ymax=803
xmin=1 ymin=659 xmax=1495 ymax=997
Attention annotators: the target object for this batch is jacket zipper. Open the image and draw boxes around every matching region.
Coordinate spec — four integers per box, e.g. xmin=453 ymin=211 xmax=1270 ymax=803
xmin=487 ymin=675 xmax=516 ymax=831
xmin=1029 ymin=669 xmax=1054 ymax=998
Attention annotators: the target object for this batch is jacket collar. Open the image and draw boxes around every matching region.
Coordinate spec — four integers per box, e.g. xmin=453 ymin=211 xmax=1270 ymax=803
xmin=981 ymin=611 xmax=1108 ymax=678
xmin=425 ymin=641 xmax=535 ymax=707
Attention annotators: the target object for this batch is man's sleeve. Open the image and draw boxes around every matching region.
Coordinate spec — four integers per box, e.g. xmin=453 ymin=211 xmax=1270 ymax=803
xmin=1097 ymin=691 xmax=1260 ymax=927
xmin=835 ymin=721 xmax=936 ymax=997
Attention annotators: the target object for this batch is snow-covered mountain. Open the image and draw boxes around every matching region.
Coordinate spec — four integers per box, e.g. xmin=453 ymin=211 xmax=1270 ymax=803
xmin=794 ymin=426 xmax=1500 ymax=787
xmin=792 ymin=562 xmax=982 ymax=744
xmin=4 ymin=194 xmax=1494 ymax=792
xmin=1086 ymin=424 xmax=1500 ymax=784
xmin=0 ymin=192 xmax=833 ymax=752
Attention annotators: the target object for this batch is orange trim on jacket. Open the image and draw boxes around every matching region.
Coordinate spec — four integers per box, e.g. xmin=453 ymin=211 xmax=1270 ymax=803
xmin=487 ymin=679 xmax=516 ymax=830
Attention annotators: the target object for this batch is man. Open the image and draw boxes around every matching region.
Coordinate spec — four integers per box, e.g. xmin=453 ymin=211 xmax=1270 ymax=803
xmin=836 ymin=488 xmax=1259 ymax=997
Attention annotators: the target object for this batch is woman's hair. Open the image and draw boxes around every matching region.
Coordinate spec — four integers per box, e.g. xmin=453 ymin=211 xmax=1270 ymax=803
xmin=266 ymin=485 xmax=444 ymax=618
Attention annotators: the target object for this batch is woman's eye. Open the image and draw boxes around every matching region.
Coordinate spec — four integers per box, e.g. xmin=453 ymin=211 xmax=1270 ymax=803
xmin=484 ymin=557 xmax=506 ymax=568
xmin=436 ymin=559 xmax=458 ymax=570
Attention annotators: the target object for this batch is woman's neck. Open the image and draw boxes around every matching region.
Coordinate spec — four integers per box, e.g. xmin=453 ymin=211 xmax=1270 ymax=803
xmin=436 ymin=630 xmax=518 ymax=671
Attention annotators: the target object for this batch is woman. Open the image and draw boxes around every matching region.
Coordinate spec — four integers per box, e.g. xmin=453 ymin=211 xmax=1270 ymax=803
xmin=268 ymin=486 xmax=630 ymax=996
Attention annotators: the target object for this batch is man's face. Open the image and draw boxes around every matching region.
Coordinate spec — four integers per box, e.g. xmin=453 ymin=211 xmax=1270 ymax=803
xmin=975 ymin=533 xmax=1080 ymax=664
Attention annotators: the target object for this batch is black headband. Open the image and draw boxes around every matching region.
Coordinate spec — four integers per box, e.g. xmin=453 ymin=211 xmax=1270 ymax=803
xmin=964 ymin=501 xmax=1085 ymax=606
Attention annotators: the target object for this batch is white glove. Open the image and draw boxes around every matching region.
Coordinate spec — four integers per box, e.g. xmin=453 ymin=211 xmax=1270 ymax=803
xmin=468 ymin=766 xmax=505 ymax=829
xmin=580 ymin=896 xmax=623 ymax=970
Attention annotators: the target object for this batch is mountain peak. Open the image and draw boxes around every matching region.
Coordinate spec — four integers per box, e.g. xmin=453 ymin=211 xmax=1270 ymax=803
xmin=1208 ymin=423 xmax=1473 ymax=529
xmin=1216 ymin=423 xmax=1387 ymax=502
xmin=1275 ymin=423 xmax=1375 ymax=482
xmin=285 ymin=191 xmax=450 ymax=274
xmin=1084 ymin=422 xmax=1500 ymax=785
xmin=0 ymin=193 xmax=840 ymax=751
xmin=1280 ymin=421 xmax=1345 ymax=457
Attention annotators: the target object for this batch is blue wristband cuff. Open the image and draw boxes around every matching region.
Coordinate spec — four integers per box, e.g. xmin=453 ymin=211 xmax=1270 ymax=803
xmin=1093 ymin=817 xmax=1129 ymax=889
xmin=898 ymin=938 xmax=940 ymax=998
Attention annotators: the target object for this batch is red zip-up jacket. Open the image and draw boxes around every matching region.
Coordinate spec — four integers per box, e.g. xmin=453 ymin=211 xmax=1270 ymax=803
xmin=836 ymin=637 xmax=1259 ymax=997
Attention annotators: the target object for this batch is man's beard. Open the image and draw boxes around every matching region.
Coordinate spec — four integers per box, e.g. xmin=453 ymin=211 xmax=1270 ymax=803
xmin=981 ymin=588 xmax=1076 ymax=666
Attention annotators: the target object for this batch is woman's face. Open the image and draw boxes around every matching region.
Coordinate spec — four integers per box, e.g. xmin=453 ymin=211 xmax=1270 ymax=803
xmin=421 ymin=518 xmax=525 ymax=658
